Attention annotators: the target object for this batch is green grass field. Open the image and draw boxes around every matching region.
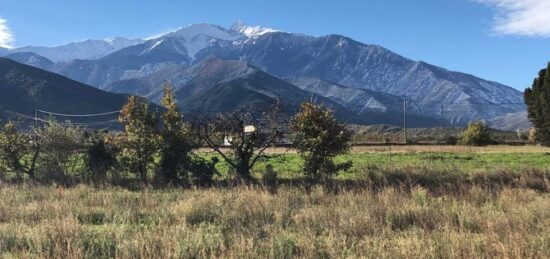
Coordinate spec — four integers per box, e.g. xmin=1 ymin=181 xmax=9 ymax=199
xmin=205 ymin=151 xmax=550 ymax=179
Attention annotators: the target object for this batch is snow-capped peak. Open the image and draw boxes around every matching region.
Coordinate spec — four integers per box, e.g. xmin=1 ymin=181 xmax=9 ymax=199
xmin=103 ymin=37 xmax=144 ymax=48
xmin=231 ymin=21 xmax=279 ymax=38
xmin=8 ymin=37 xmax=144 ymax=62
xmin=147 ymin=23 xmax=244 ymax=60
xmin=164 ymin=23 xmax=241 ymax=41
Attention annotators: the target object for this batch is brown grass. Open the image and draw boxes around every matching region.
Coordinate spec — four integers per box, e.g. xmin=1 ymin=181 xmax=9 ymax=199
xmin=0 ymin=184 xmax=549 ymax=258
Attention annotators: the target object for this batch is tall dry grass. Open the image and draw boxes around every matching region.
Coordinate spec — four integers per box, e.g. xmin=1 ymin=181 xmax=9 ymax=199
xmin=0 ymin=184 xmax=549 ymax=258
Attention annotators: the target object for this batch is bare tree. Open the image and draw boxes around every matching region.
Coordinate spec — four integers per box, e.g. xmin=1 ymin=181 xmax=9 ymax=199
xmin=194 ymin=104 xmax=283 ymax=184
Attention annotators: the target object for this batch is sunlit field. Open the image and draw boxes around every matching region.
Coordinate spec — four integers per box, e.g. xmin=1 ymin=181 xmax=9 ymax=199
xmin=0 ymin=185 xmax=549 ymax=258
xmin=0 ymin=145 xmax=549 ymax=258
xmin=202 ymin=145 xmax=550 ymax=180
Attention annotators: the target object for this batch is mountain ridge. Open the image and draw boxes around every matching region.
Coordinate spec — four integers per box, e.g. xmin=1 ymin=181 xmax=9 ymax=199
xmin=0 ymin=58 xmax=130 ymax=126
xmin=4 ymin=22 xmax=528 ymax=129
xmin=3 ymin=37 xmax=144 ymax=62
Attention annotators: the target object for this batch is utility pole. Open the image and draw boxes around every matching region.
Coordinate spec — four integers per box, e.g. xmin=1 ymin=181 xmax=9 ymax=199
xmin=34 ymin=107 xmax=38 ymax=128
xmin=403 ymin=98 xmax=407 ymax=144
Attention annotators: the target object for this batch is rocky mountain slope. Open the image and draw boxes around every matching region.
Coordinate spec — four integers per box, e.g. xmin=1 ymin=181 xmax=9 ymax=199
xmin=107 ymin=58 xmax=443 ymax=126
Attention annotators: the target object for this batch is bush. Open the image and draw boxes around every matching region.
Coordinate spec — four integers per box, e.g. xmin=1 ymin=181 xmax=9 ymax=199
xmin=34 ymin=121 xmax=84 ymax=184
xmin=188 ymin=156 xmax=220 ymax=187
xmin=459 ymin=121 xmax=492 ymax=146
xmin=84 ymin=131 xmax=118 ymax=184
xmin=0 ymin=122 xmax=37 ymax=180
xmin=262 ymin=164 xmax=278 ymax=194
xmin=290 ymin=101 xmax=352 ymax=189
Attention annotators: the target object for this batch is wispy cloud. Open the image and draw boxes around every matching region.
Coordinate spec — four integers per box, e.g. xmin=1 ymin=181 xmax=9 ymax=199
xmin=0 ymin=16 xmax=14 ymax=48
xmin=476 ymin=0 xmax=550 ymax=37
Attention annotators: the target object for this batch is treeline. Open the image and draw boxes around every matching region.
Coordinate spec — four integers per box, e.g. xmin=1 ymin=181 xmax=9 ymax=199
xmin=1 ymin=81 xmax=533 ymax=189
xmin=0 ymin=84 xmax=352 ymax=189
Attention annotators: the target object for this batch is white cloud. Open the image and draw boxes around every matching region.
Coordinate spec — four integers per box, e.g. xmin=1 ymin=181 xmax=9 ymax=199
xmin=0 ymin=16 xmax=14 ymax=48
xmin=477 ymin=0 xmax=550 ymax=37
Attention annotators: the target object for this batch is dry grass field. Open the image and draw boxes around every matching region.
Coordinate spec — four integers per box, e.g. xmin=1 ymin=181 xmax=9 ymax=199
xmin=1 ymin=145 xmax=549 ymax=258
xmin=0 ymin=185 xmax=549 ymax=258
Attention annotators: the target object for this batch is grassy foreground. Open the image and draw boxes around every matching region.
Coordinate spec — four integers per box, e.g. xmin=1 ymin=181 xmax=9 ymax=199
xmin=0 ymin=184 xmax=549 ymax=258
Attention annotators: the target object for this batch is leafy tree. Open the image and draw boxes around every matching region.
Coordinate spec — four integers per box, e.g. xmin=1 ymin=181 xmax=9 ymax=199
xmin=196 ymin=105 xmax=282 ymax=184
xmin=524 ymin=63 xmax=550 ymax=146
xmin=158 ymin=83 xmax=194 ymax=185
xmin=118 ymin=96 xmax=159 ymax=184
xmin=290 ymin=101 xmax=352 ymax=188
xmin=34 ymin=121 xmax=84 ymax=184
xmin=0 ymin=122 xmax=39 ymax=181
xmin=459 ymin=121 xmax=492 ymax=146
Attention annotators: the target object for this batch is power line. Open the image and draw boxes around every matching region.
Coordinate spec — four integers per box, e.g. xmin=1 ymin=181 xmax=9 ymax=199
xmin=36 ymin=109 xmax=121 ymax=117
xmin=35 ymin=118 xmax=119 ymax=127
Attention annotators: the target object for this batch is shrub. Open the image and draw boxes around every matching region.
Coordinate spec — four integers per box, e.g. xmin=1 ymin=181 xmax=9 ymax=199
xmin=188 ymin=156 xmax=220 ymax=187
xmin=84 ymin=131 xmax=117 ymax=184
xmin=34 ymin=121 xmax=84 ymax=184
xmin=290 ymin=101 xmax=352 ymax=189
xmin=262 ymin=164 xmax=278 ymax=194
xmin=459 ymin=121 xmax=492 ymax=146
xmin=0 ymin=122 xmax=38 ymax=180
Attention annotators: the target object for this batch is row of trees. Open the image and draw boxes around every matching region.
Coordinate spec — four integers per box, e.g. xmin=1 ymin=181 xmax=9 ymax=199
xmin=0 ymin=84 xmax=352 ymax=188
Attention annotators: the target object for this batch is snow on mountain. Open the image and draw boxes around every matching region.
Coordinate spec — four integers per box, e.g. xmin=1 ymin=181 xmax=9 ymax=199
xmin=231 ymin=21 xmax=279 ymax=38
xmin=285 ymin=76 xmax=406 ymax=114
xmin=8 ymin=22 xmax=526 ymax=129
xmin=145 ymin=23 xmax=243 ymax=59
xmin=8 ymin=37 xmax=144 ymax=62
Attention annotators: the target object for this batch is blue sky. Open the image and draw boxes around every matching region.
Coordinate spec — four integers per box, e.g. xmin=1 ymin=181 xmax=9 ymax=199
xmin=0 ymin=0 xmax=549 ymax=90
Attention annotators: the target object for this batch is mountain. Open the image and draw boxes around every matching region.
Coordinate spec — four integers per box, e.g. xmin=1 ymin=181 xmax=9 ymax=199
xmin=45 ymin=24 xmax=250 ymax=88
xmin=0 ymin=58 xmax=129 ymax=125
xmin=5 ymin=37 xmax=144 ymax=62
xmin=106 ymin=58 xmax=443 ymax=126
xmin=4 ymin=52 xmax=54 ymax=71
xmin=0 ymin=47 xmax=7 ymax=56
xmin=487 ymin=111 xmax=532 ymax=131
xmin=9 ymin=22 xmax=526 ymax=128
xmin=205 ymin=32 xmax=525 ymax=124
xmin=285 ymin=76 xmax=415 ymax=114
xmin=231 ymin=21 xmax=280 ymax=38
